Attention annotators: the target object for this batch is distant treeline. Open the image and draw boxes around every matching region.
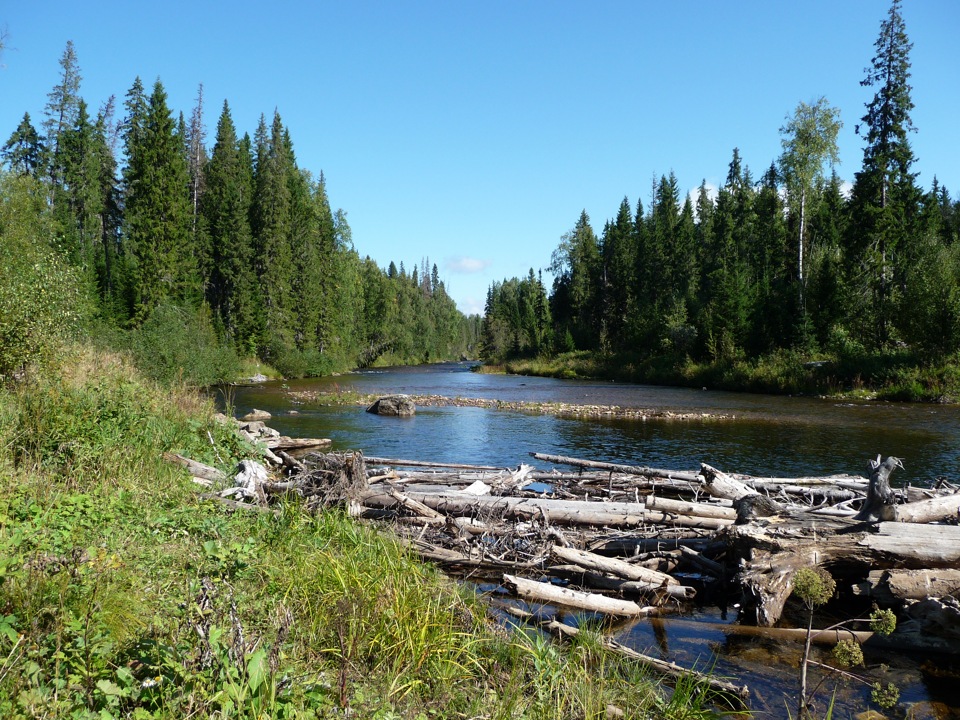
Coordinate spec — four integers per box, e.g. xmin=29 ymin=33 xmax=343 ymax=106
xmin=482 ymin=0 xmax=960 ymax=370
xmin=1 ymin=44 xmax=479 ymax=379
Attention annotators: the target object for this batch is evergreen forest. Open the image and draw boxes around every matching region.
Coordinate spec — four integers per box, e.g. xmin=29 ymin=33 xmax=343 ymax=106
xmin=480 ymin=1 xmax=960 ymax=399
xmin=1 ymin=46 xmax=480 ymax=384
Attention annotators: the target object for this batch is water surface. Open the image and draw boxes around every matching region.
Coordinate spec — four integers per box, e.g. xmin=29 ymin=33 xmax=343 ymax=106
xmin=221 ymin=363 xmax=960 ymax=716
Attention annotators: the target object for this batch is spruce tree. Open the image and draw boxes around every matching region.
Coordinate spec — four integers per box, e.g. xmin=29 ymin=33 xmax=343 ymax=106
xmin=847 ymin=0 xmax=922 ymax=348
xmin=203 ymin=101 xmax=257 ymax=349
xmin=2 ymin=113 xmax=45 ymax=176
xmin=123 ymin=80 xmax=193 ymax=319
xmin=43 ymin=40 xmax=82 ymax=194
xmin=251 ymin=112 xmax=295 ymax=354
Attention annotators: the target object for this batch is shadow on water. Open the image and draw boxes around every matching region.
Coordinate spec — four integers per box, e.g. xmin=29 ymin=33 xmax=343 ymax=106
xmin=220 ymin=362 xmax=960 ymax=716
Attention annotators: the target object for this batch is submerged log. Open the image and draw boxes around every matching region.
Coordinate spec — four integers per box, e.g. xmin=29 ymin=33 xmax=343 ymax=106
xmin=548 ymin=565 xmax=697 ymax=600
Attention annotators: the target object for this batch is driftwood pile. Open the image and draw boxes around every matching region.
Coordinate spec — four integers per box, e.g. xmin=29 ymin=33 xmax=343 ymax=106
xmin=177 ymin=428 xmax=960 ymax=704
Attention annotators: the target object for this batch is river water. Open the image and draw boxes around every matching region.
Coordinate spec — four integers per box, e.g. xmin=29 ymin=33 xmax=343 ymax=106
xmin=224 ymin=362 xmax=960 ymax=717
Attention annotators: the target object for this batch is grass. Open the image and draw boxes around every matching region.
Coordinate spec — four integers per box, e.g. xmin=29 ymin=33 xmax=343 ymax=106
xmin=0 ymin=343 xmax=724 ymax=719
xmin=497 ymin=347 xmax=960 ymax=402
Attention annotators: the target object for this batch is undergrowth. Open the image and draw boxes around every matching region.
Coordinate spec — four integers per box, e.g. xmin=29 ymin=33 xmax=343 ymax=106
xmin=0 ymin=343 xmax=722 ymax=719
xmin=499 ymin=348 xmax=960 ymax=402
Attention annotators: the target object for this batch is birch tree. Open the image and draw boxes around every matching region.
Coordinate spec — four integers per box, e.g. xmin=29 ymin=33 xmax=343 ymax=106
xmin=778 ymin=97 xmax=842 ymax=308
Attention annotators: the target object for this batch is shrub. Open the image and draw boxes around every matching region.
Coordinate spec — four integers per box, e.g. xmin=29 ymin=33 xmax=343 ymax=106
xmin=0 ymin=172 xmax=87 ymax=381
xmin=125 ymin=302 xmax=241 ymax=386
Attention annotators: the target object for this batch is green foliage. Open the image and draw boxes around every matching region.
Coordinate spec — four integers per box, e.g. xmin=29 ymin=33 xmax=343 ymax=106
xmin=0 ymin=171 xmax=87 ymax=380
xmin=871 ymin=681 xmax=900 ymax=709
xmin=122 ymin=302 xmax=241 ymax=386
xmin=793 ymin=567 xmax=836 ymax=608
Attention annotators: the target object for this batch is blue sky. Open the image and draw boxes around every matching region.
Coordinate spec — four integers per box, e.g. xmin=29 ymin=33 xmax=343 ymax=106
xmin=2 ymin=1 xmax=957 ymax=315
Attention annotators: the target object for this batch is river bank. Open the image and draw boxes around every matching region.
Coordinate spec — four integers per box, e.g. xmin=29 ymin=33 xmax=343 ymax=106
xmin=482 ymin=348 xmax=960 ymax=403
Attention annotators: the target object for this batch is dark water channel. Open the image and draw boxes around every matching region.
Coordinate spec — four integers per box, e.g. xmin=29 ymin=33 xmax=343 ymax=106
xmin=224 ymin=363 xmax=960 ymax=718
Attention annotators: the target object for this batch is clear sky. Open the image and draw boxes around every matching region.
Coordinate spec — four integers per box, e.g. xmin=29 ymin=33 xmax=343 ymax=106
xmin=2 ymin=1 xmax=957 ymax=316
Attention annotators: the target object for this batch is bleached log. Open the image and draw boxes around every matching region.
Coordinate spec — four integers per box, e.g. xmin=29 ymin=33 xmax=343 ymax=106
xmin=859 ymin=522 xmax=960 ymax=566
xmin=366 ymin=456 xmax=505 ymax=471
xmin=896 ymin=491 xmax=960 ymax=524
xmin=164 ymin=452 xmax=226 ymax=483
xmin=502 ymin=574 xmax=649 ymax=617
xmin=267 ymin=437 xmax=332 ymax=450
xmin=699 ymin=463 xmax=757 ymax=501
xmin=362 ymin=489 xmax=732 ymax=529
xmin=645 ymin=495 xmax=737 ymax=521
xmin=530 ymin=452 xmax=701 ymax=482
xmin=548 ymin=565 xmax=696 ymax=599
xmin=550 ymin=545 xmax=679 ymax=586
xmin=385 ymin=487 xmax=443 ymax=519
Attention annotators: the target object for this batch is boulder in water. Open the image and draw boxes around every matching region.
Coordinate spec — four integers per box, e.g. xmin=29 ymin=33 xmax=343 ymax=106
xmin=367 ymin=395 xmax=416 ymax=417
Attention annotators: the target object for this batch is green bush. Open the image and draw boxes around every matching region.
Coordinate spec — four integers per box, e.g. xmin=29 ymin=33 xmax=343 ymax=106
xmin=0 ymin=172 xmax=87 ymax=381
xmin=125 ymin=302 xmax=241 ymax=386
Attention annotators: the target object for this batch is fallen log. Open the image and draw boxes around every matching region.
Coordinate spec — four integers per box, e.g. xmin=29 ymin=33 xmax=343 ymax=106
xmin=896 ymin=491 xmax=960 ymax=524
xmin=267 ymin=437 xmax=332 ymax=451
xmin=164 ymin=452 xmax=226 ymax=483
xmin=645 ymin=495 xmax=737 ymax=521
xmin=362 ymin=489 xmax=733 ymax=529
xmin=548 ymin=565 xmax=696 ymax=600
xmin=502 ymin=574 xmax=652 ymax=617
xmin=856 ymin=568 xmax=960 ymax=604
xmin=550 ymin=545 xmax=679 ymax=586
xmin=366 ymin=456 xmax=505 ymax=471
xmin=530 ymin=452 xmax=701 ymax=483
xmin=679 ymin=545 xmax=725 ymax=577
xmin=663 ymin=616 xmax=960 ymax=654
xmin=859 ymin=522 xmax=960 ymax=566
xmin=532 ymin=615 xmax=750 ymax=704
xmin=699 ymin=463 xmax=759 ymax=501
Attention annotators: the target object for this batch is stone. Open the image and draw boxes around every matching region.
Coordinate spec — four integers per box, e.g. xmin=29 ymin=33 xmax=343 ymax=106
xmin=367 ymin=394 xmax=416 ymax=417
xmin=241 ymin=408 xmax=271 ymax=422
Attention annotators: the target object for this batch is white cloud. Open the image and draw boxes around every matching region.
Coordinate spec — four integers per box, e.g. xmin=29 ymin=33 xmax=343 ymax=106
xmin=687 ymin=182 xmax=719 ymax=219
xmin=444 ymin=256 xmax=491 ymax=274
xmin=458 ymin=297 xmax=486 ymax=316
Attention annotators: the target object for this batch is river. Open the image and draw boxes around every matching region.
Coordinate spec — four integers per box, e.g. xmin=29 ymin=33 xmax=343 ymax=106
xmin=223 ymin=362 xmax=960 ymax=717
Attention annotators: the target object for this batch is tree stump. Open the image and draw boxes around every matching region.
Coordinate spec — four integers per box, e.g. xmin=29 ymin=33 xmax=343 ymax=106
xmin=855 ymin=455 xmax=901 ymax=522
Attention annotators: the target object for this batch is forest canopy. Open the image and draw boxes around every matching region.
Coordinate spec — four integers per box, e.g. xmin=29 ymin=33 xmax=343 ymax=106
xmin=481 ymin=0 xmax=960 ymax=388
xmin=1 ymin=49 xmax=480 ymax=382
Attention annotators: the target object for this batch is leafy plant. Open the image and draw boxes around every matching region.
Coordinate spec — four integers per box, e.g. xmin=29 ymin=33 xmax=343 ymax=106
xmin=792 ymin=567 xmax=899 ymax=718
